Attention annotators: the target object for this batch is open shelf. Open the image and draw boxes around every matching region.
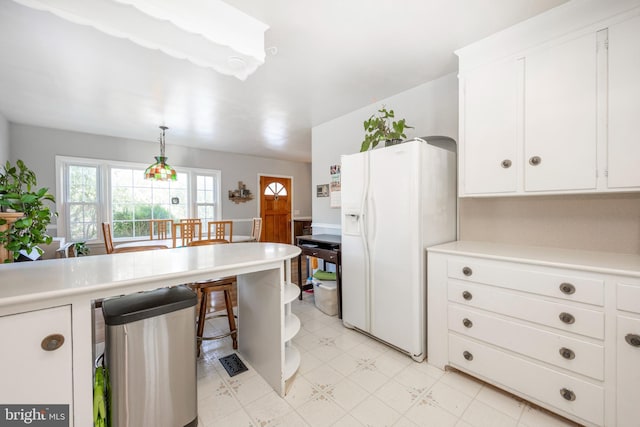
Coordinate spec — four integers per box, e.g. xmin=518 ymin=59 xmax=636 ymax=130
xmin=283 ymin=313 xmax=301 ymax=343
xmin=283 ymin=282 xmax=299 ymax=305
xmin=283 ymin=345 xmax=301 ymax=381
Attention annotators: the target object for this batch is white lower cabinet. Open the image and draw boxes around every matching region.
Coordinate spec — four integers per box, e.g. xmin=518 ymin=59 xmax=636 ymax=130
xmin=428 ymin=241 xmax=640 ymax=427
xmin=0 ymin=305 xmax=73 ymax=420
xmin=616 ymin=281 xmax=640 ymax=427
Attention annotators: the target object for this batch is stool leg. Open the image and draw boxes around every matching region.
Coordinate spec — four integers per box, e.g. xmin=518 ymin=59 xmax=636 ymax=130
xmin=196 ymin=289 xmax=209 ymax=357
xmin=223 ymin=289 xmax=238 ymax=349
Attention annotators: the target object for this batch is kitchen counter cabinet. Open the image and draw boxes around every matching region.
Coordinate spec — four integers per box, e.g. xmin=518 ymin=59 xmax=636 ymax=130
xmin=0 ymin=306 xmax=73 ymax=410
xmin=457 ymin=2 xmax=640 ymax=197
xmin=0 ymin=243 xmax=301 ymax=426
xmin=607 ymin=14 xmax=640 ymax=189
xmin=427 ymin=241 xmax=640 ymax=427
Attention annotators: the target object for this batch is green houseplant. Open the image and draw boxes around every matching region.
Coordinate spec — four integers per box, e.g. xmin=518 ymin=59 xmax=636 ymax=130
xmin=360 ymin=106 xmax=413 ymax=152
xmin=0 ymin=160 xmax=56 ymax=262
xmin=71 ymin=241 xmax=90 ymax=257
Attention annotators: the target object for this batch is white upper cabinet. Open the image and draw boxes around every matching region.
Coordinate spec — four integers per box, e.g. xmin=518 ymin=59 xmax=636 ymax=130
xmin=524 ymin=33 xmax=597 ymax=192
xmin=461 ymin=58 xmax=519 ymax=195
xmin=457 ymin=2 xmax=640 ymax=197
xmin=607 ymin=14 xmax=640 ymax=189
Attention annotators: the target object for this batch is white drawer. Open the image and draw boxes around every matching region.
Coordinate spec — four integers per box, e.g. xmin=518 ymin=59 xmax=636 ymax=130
xmin=449 ymin=334 xmax=604 ymax=426
xmin=448 ymin=259 xmax=604 ymax=306
xmin=449 ymin=280 xmax=605 ymax=339
xmin=449 ymin=304 xmax=604 ymax=380
xmin=617 ymin=283 xmax=640 ymax=313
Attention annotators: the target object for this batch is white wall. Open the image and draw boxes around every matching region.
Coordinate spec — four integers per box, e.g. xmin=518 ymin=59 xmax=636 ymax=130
xmin=9 ymin=123 xmax=312 ymax=234
xmin=0 ymin=113 xmax=8 ymax=166
xmin=311 ymin=73 xmax=459 ymax=232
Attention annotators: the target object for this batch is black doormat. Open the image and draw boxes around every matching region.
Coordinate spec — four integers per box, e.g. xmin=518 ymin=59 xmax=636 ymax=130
xmin=219 ymin=353 xmax=248 ymax=377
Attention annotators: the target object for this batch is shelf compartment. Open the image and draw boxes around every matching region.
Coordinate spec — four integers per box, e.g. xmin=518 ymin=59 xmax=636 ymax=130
xmin=283 ymin=282 xmax=299 ymax=304
xmin=283 ymin=344 xmax=301 ymax=381
xmin=283 ymin=313 xmax=301 ymax=343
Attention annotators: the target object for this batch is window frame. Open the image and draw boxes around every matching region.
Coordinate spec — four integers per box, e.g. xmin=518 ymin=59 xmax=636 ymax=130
xmin=56 ymin=156 xmax=221 ymax=243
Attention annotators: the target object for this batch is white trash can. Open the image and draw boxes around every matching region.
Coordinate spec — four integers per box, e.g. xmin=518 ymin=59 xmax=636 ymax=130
xmin=314 ymin=280 xmax=338 ymax=316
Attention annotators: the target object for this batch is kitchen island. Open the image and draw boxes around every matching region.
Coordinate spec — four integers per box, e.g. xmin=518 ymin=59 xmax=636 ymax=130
xmin=0 ymin=242 xmax=301 ymax=426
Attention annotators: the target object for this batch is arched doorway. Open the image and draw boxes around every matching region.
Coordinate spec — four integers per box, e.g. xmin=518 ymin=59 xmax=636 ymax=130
xmin=259 ymin=175 xmax=292 ymax=244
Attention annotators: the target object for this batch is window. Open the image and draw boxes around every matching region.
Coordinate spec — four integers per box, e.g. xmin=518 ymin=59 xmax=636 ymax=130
xmin=264 ymin=182 xmax=287 ymax=197
xmin=111 ymin=167 xmax=188 ymax=238
xmin=196 ymin=175 xmax=218 ymax=224
xmin=66 ymin=164 xmax=99 ymax=241
xmin=56 ymin=156 xmax=221 ymax=242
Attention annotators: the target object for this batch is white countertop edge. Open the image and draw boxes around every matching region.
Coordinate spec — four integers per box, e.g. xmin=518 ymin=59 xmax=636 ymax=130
xmin=0 ymin=243 xmax=301 ymax=308
xmin=427 ymin=240 xmax=640 ymax=278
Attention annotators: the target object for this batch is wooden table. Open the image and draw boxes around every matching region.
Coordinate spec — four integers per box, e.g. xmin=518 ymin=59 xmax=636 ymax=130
xmin=295 ymin=234 xmax=342 ymax=318
xmin=115 ymin=235 xmax=251 ymax=250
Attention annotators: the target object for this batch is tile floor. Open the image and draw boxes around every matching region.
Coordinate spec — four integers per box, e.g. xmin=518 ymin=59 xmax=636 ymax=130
xmin=196 ymin=293 xmax=581 ymax=427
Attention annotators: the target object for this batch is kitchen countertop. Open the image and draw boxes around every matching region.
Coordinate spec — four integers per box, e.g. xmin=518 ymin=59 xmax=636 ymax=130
xmin=427 ymin=240 xmax=640 ymax=277
xmin=0 ymin=242 xmax=300 ymax=308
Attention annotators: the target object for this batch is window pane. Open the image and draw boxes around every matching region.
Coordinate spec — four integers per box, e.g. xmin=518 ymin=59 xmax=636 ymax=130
xmin=113 ymin=221 xmax=133 ymax=238
xmin=134 ymin=220 xmax=150 ymax=237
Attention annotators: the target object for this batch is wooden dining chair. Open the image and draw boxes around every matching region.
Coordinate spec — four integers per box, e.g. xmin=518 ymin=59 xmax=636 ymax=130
xmin=102 ymin=222 xmax=168 ymax=254
xmin=174 ymin=219 xmax=202 ymax=247
xmin=186 ymin=239 xmax=237 ymax=356
xmin=248 ymin=217 xmax=263 ymax=242
xmin=149 ymin=219 xmax=172 ymax=240
xmin=207 ymin=220 xmax=233 ymax=242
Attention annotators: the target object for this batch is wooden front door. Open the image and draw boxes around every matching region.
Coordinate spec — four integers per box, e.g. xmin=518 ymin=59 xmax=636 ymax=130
xmin=259 ymin=176 xmax=292 ymax=244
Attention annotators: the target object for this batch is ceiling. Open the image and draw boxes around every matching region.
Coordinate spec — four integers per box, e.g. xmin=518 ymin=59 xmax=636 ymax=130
xmin=0 ymin=0 xmax=568 ymax=163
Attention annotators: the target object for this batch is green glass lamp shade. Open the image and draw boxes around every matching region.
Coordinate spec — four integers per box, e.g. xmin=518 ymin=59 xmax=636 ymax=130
xmin=144 ymin=156 xmax=177 ymax=181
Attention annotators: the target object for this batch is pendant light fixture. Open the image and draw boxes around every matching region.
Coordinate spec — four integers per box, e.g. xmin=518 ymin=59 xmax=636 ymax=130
xmin=144 ymin=126 xmax=177 ymax=181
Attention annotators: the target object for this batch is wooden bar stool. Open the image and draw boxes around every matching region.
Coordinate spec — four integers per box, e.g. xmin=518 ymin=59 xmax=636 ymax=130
xmin=186 ymin=239 xmax=237 ymax=356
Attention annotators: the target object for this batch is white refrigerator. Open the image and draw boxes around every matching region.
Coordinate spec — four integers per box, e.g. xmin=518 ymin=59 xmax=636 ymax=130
xmin=340 ymin=137 xmax=457 ymax=361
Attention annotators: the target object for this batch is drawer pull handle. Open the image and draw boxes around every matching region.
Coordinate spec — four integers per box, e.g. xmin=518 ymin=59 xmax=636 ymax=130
xmin=559 ymin=282 xmax=576 ymax=295
xmin=559 ymin=347 xmax=575 ymax=360
xmin=529 ymin=156 xmax=542 ymax=166
xmin=462 ymin=318 xmax=473 ymax=328
xmin=41 ymin=334 xmax=65 ymax=351
xmin=559 ymin=312 xmax=575 ymax=325
xmin=462 ymin=266 xmax=473 ymax=276
xmin=626 ymin=334 xmax=640 ymax=347
xmin=501 ymin=159 xmax=512 ymax=169
xmin=463 ymin=351 xmax=473 ymax=361
xmin=560 ymin=388 xmax=576 ymax=401
xmin=462 ymin=291 xmax=473 ymax=301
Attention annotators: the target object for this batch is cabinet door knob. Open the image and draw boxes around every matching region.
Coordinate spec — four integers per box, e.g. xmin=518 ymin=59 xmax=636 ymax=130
xmin=463 ymin=351 xmax=473 ymax=361
xmin=462 ymin=266 xmax=473 ymax=276
xmin=560 ymin=388 xmax=576 ymax=401
xmin=559 ymin=347 xmax=575 ymax=360
xmin=41 ymin=334 xmax=65 ymax=351
xmin=626 ymin=334 xmax=640 ymax=347
xmin=559 ymin=282 xmax=576 ymax=295
xmin=463 ymin=318 xmax=473 ymax=328
xmin=462 ymin=291 xmax=473 ymax=301
xmin=501 ymin=159 xmax=512 ymax=169
xmin=529 ymin=156 xmax=542 ymax=166
xmin=559 ymin=312 xmax=575 ymax=325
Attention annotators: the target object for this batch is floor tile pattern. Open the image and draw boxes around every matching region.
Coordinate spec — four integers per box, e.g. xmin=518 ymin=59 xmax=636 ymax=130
xmin=196 ymin=294 xmax=582 ymax=427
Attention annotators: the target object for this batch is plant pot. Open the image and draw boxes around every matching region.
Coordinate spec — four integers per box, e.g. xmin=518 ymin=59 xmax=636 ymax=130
xmin=0 ymin=212 xmax=24 ymax=263
xmin=385 ymin=139 xmax=404 ymax=147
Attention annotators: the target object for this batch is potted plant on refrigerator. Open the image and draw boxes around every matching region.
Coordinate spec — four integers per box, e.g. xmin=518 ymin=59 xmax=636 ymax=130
xmin=0 ymin=160 xmax=56 ymax=262
xmin=360 ymin=106 xmax=413 ymax=152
